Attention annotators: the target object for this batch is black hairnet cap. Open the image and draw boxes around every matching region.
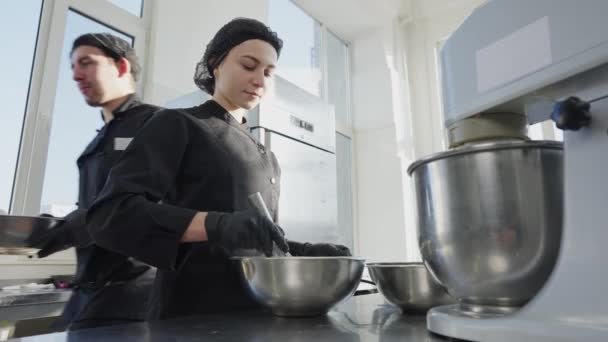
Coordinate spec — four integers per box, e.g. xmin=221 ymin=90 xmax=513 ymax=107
xmin=71 ymin=33 xmax=141 ymax=81
xmin=194 ymin=18 xmax=283 ymax=95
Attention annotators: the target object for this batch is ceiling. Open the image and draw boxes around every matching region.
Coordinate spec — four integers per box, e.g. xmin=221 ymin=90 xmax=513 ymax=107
xmin=293 ymin=0 xmax=483 ymax=42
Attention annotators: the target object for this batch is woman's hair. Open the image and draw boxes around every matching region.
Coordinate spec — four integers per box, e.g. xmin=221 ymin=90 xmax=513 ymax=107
xmin=193 ymin=18 xmax=283 ymax=95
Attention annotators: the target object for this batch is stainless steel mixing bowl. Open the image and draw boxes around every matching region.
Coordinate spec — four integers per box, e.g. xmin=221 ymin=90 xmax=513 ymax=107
xmin=232 ymin=256 xmax=365 ymax=317
xmin=367 ymin=262 xmax=455 ymax=314
xmin=407 ymin=140 xmax=563 ymax=309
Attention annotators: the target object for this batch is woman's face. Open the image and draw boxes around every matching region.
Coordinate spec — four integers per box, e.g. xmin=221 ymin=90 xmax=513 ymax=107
xmin=213 ymin=39 xmax=278 ymax=111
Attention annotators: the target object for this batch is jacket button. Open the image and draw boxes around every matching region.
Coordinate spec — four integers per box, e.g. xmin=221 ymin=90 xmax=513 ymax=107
xmin=270 ymin=177 xmax=276 ymax=184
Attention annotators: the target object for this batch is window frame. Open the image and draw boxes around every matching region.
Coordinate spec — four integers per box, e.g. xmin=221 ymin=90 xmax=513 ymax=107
xmin=11 ymin=0 xmax=151 ymax=216
xmin=270 ymin=0 xmax=354 ymax=136
xmin=324 ymin=28 xmax=353 ymax=137
xmin=268 ymin=1 xmax=357 ymax=251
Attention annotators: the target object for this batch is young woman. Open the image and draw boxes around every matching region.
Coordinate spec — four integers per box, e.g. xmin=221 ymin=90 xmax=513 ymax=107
xmin=87 ymin=18 xmax=350 ymax=320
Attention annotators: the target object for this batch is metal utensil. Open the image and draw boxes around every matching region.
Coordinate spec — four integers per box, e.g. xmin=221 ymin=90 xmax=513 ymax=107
xmin=0 ymin=215 xmax=64 ymax=255
xmin=247 ymin=192 xmax=290 ymax=257
xmin=232 ymin=256 xmax=365 ymax=317
xmin=247 ymin=192 xmax=274 ymax=222
xmin=367 ymin=262 xmax=455 ymax=314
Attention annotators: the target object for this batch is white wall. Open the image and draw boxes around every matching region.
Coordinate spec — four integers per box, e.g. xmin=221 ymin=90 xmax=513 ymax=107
xmin=350 ymin=27 xmax=408 ymax=262
xmin=403 ymin=0 xmax=486 ymax=158
xmin=399 ymin=0 xmax=485 ymax=260
xmin=143 ymin=0 xmax=269 ymax=106
xmin=349 ymin=0 xmax=484 ymax=262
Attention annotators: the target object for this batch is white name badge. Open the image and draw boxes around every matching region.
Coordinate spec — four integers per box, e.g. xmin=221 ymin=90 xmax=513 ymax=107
xmin=114 ymin=137 xmax=133 ymax=151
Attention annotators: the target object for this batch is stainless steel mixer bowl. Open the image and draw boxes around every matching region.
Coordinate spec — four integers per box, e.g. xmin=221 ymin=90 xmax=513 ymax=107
xmin=407 ymin=140 xmax=563 ymax=309
xmin=367 ymin=262 xmax=455 ymax=314
xmin=232 ymin=256 xmax=365 ymax=317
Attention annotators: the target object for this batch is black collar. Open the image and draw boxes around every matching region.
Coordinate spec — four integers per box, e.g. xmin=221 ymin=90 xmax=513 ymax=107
xmin=99 ymin=93 xmax=141 ymax=122
xmin=200 ymin=100 xmax=249 ymax=129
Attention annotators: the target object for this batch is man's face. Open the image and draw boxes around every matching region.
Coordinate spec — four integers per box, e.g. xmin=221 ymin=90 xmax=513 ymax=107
xmin=71 ymin=45 xmax=121 ymax=107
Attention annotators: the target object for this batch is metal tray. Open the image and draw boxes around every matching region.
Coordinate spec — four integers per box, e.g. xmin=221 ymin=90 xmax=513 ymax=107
xmin=0 ymin=215 xmax=64 ymax=255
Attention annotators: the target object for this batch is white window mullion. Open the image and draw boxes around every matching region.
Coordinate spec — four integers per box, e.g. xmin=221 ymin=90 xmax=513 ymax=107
xmin=12 ymin=0 xmax=70 ymax=215
xmin=320 ymin=25 xmax=329 ymax=103
xmin=138 ymin=0 xmax=154 ymax=97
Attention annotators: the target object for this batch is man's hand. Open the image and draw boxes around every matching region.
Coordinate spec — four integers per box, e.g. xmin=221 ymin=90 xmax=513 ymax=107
xmin=29 ymin=209 xmax=91 ymax=258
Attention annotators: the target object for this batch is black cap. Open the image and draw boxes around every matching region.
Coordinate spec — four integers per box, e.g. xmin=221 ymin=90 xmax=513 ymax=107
xmin=194 ymin=18 xmax=283 ymax=95
xmin=71 ymin=33 xmax=141 ymax=81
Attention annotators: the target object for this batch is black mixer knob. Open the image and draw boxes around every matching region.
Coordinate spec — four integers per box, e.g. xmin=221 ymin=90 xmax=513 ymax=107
xmin=551 ymin=96 xmax=591 ymax=131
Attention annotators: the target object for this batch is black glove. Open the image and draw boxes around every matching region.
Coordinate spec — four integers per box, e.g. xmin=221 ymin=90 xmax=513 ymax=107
xmin=29 ymin=209 xmax=93 ymax=258
xmin=287 ymin=240 xmax=352 ymax=256
xmin=205 ymin=209 xmax=289 ymax=257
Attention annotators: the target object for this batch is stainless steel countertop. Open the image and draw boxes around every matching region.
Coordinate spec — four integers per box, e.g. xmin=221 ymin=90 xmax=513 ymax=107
xmin=8 ymin=294 xmax=468 ymax=341
xmin=0 ymin=289 xmax=71 ymax=307
xmin=0 ymin=289 xmax=71 ymax=321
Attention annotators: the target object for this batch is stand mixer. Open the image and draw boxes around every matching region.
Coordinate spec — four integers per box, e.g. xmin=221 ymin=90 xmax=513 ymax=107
xmin=418 ymin=0 xmax=608 ymax=340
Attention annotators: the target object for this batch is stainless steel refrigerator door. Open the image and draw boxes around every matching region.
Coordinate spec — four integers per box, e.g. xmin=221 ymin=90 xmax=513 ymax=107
xmin=263 ymin=131 xmax=340 ymax=245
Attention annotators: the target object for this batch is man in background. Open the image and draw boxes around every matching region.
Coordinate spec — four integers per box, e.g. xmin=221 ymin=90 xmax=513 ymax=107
xmin=31 ymin=33 xmax=160 ymax=330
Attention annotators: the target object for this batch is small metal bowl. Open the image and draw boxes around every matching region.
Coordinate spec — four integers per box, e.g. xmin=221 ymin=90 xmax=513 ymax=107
xmin=232 ymin=256 xmax=365 ymax=317
xmin=0 ymin=215 xmax=64 ymax=255
xmin=367 ymin=262 xmax=455 ymax=314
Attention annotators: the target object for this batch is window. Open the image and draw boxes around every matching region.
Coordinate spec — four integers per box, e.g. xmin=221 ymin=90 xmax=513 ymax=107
xmin=326 ymin=31 xmax=350 ymax=125
xmin=0 ymin=0 xmax=43 ymax=213
xmin=39 ymin=10 xmax=133 ymax=216
xmin=268 ymin=1 xmax=356 ymax=252
xmin=109 ymin=0 xmax=143 ymax=17
xmin=268 ymin=0 xmax=322 ymax=96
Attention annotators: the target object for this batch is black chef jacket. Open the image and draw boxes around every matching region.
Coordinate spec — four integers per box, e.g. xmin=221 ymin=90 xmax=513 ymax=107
xmin=61 ymin=94 xmax=161 ymax=328
xmin=87 ymin=100 xmax=282 ymax=319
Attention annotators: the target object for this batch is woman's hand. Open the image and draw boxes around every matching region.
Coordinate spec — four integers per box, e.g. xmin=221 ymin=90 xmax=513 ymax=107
xmin=205 ymin=209 xmax=289 ymax=256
